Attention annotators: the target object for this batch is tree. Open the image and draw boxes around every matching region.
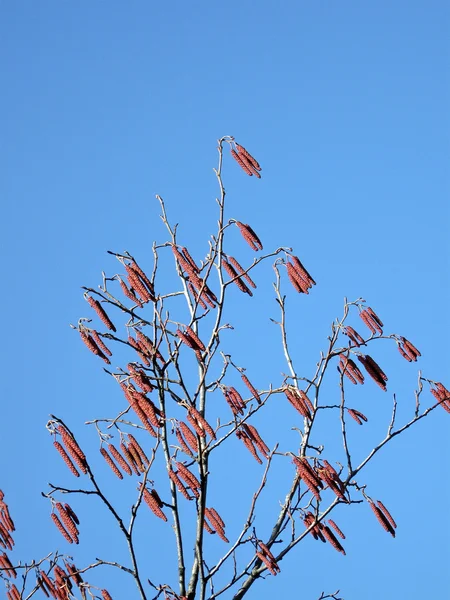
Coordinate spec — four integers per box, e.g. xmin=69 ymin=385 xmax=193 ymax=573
xmin=1 ymin=137 xmax=448 ymax=600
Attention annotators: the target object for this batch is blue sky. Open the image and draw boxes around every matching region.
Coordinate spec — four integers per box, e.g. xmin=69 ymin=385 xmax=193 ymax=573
xmin=1 ymin=2 xmax=449 ymax=599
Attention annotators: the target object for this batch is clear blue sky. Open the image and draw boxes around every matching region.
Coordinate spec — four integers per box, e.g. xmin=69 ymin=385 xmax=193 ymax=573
xmin=1 ymin=2 xmax=449 ymax=599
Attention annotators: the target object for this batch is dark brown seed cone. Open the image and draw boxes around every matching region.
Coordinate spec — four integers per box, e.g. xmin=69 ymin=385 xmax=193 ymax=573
xmin=236 ymin=430 xmax=262 ymax=464
xmin=240 ymin=374 xmax=261 ymax=403
xmin=376 ymin=500 xmax=397 ymax=529
xmin=53 ymin=442 xmax=80 ymax=477
xmin=328 ymin=520 xmax=346 ymax=539
xmin=129 ymin=259 xmax=155 ymax=296
xmin=235 ymin=221 xmax=263 ymax=251
xmin=188 ymin=282 xmax=207 ymax=309
xmin=86 ymin=295 xmax=116 ymax=332
xmin=100 ymin=447 xmax=123 ymax=479
xmin=235 ymin=143 xmax=262 ymax=171
xmin=141 ymin=486 xmax=168 ymax=521
xmin=343 ymin=325 xmax=365 ymax=347
xmin=286 ymin=261 xmax=311 ymax=294
xmin=101 ymin=590 xmax=113 ymax=600
xmin=322 ymin=525 xmax=346 ymax=554
xmin=243 ymin=424 xmax=269 ymax=458
xmin=79 ymin=331 xmax=110 ymax=364
xmin=290 ymin=255 xmax=316 ymax=286
xmin=184 ymin=325 xmax=206 ymax=351
xmin=176 ymin=428 xmax=194 ymax=457
xmin=90 ymin=330 xmax=112 ymax=357
xmin=181 ymin=247 xmax=200 ymax=273
xmin=188 ymin=406 xmax=216 ymax=439
xmin=222 ymin=259 xmax=253 ymax=295
xmin=108 ymin=444 xmax=132 ymax=476
xmin=255 ymin=551 xmax=279 ymax=575
xmin=56 ymin=503 xmax=79 ymax=541
xmin=51 ymin=513 xmax=73 ymax=543
xmin=179 ymin=421 xmax=199 ymax=452
xmin=231 ymin=148 xmax=254 ymax=176
xmin=368 ymin=501 xmax=396 ymax=537
xmin=357 ymin=355 xmax=387 ymax=391
xmin=168 ymin=468 xmax=191 ymax=500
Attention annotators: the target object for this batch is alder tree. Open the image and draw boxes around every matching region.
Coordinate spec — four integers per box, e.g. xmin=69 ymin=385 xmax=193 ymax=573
xmin=1 ymin=137 xmax=448 ymax=600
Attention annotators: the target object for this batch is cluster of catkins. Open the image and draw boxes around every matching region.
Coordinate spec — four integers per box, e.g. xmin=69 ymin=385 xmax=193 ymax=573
xmin=0 ymin=491 xmax=18 ymax=599
xmin=230 ymin=142 xmax=262 ymax=178
xmin=36 ymin=561 xmax=112 ymax=600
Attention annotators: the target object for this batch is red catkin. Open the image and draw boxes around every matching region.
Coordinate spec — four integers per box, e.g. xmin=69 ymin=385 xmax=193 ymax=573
xmin=221 ymin=258 xmax=253 ymax=295
xmin=376 ymin=500 xmax=397 ymax=530
xmin=53 ymin=442 xmax=80 ymax=477
xmin=368 ymin=501 xmax=396 ymax=537
xmin=85 ymin=295 xmax=116 ymax=332
xmin=328 ymin=520 xmax=346 ymax=539
xmin=231 ymin=148 xmax=254 ymax=176
xmin=90 ymin=330 xmax=112 ymax=357
xmin=56 ymin=503 xmax=79 ymax=544
xmin=241 ymin=374 xmax=261 ymax=404
xmin=235 ymin=143 xmax=262 ymax=172
xmin=51 ymin=513 xmax=73 ymax=544
xmin=227 ymin=255 xmax=257 ymax=288
xmin=79 ymin=330 xmax=110 ymax=364
xmin=235 ymin=221 xmax=263 ymax=251
xmin=100 ymin=447 xmax=123 ymax=479
xmin=108 ymin=444 xmax=132 ymax=476
xmin=101 ymin=591 xmax=113 ymax=600
xmin=179 ymin=421 xmax=199 ymax=452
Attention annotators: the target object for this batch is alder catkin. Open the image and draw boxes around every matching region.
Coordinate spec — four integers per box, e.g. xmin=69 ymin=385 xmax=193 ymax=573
xmin=51 ymin=513 xmax=73 ymax=544
xmin=100 ymin=447 xmax=123 ymax=479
